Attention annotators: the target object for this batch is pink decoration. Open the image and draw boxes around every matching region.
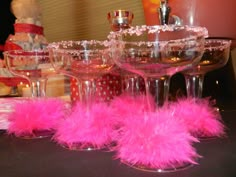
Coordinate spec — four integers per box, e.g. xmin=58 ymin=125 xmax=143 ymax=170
xmin=54 ymin=102 xmax=115 ymax=150
xmin=171 ymin=97 xmax=225 ymax=138
xmin=113 ymin=107 xmax=199 ymax=170
xmin=110 ymin=93 xmax=155 ymax=116
xmin=7 ymin=98 xmax=67 ymax=137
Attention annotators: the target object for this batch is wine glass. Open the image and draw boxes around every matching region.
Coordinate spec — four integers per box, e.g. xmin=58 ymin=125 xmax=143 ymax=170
xmin=48 ymin=40 xmax=115 ymax=150
xmin=109 ymin=25 xmax=208 ymax=109
xmin=184 ymin=39 xmax=231 ymax=100
xmin=4 ymin=49 xmax=55 ymax=98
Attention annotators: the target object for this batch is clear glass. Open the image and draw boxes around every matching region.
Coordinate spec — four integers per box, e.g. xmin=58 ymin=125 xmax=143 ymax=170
xmin=48 ymin=40 xmax=114 ymax=150
xmin=110 ymin=25 xmax=207 ymax=109
xmin=4 ymin=50 xmax=55 ymax=98
xmin=109 ymin=25 xmax=207 ymax=171
xmin=3 ymin=50 xmax=56 ymax=138
xmin=184 ymin=39 xmax=231 ymax=98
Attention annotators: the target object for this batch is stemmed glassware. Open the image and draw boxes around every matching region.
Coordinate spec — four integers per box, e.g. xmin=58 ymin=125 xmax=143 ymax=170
xmin=4 ymin=49 xmax=55 ymax=98
xmin=109 ymin=25 xmax=208 ymax=109
xmin=48 ymin=40 xmax=114 ymax=107
xmin=48 ymin=40 xmax=114 ymax=150
xmin=109 ymin=25 xmax=207 ymax=172
xmin=184 ymin=39 xmax=231 ymax=100
xmin=3 ymin=49 xmax=57 ymax=138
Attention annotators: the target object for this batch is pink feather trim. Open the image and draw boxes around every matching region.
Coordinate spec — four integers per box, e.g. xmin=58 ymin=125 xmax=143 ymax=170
xmin=54 ymin=102 xmax=116 ymax=150
xmin=109 ymin=94 xmax=157 ymax=137
xmin=170 ymin=97 xmax=225 ymax=138
xmin=113 ymin=107 xmax=199 ymax=170
xmin=110 ymin=93 xmax=155 ymax=118
xmin=7 ymin=98 xmax=67 ymax=137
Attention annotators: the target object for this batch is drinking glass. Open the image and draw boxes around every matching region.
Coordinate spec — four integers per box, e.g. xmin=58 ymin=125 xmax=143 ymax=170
xmin=4 ymin=49 xmax=55 ymax=97
xmin=4 ymin=49 xmax=56 ymax=138
xmin=109 ymin=25 xmax=207 ymax=172
xmin=109 ymin=25 xmax=207 ymax=109
xmin=48 ymin=40 xmax=114 ymax=150
xmin=184 ymin=39 xmax=231 ymax=99
xmin=48 ymin=40 xmax=114 ymax=106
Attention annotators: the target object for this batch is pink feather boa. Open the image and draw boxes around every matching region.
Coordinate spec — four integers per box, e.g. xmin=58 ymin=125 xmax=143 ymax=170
xmin=110 ymin=93 xmax=155 ymax=118
xmin=7 ymin=98 xmax=68 ymax=137
xmin=170 ymin=97 xmax=225 ymax=138
xmin=111 ymin=94 xmax=225 ymax=139
xmin=112 ymin=107 xmax=199 ymax=170
xmin=54 ymin=102 xmax=116 ymax=150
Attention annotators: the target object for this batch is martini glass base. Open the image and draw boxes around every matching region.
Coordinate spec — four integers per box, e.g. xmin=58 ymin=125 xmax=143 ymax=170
xmin=15 ymin=130 xmax=54 ymax=139
xmin=61 ymin=142 xmax=111 ymax=151
xmin=197 ymin=135 xmax=223 ymax=142
xmin=122 ymin=160 xmax=194 ymax=173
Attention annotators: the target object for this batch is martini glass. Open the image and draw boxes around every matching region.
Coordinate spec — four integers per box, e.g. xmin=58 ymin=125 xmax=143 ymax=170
xmin=48 ymin=40 xmax=114 ymax=150
xmin=3 ymin=49 xmax=56 ymax=138
xmin=4 ymin=49 xmax=55 ymax=97
xmin=48 ymin=40 xmax=114 ymax=105
xmin=109 ymin=25 xmax=207 ymax=109
xmin=109 ymin=25 xmax=207 ymax=172
xmin=184 ymin=39 xmax=231 ymax=99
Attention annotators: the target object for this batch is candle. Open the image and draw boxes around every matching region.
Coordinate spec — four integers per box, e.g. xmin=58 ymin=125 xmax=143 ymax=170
xmin=22 ymin=84 xmax=31 ymax=97
xmin=17 ymin=82 xmax=24 ymax=96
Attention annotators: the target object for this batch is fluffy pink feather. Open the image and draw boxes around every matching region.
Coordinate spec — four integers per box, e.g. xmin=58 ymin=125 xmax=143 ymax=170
xmin=109 ymin=94 xmax=157 ymax=136
xmin=113 ymin=107 xmax=199 ymax=170
xmin=170 ymin=97 xmax=225 ymax=138
xmin=54 ymin=102 xmax=116 ymax=150
xmin=110 ymin=93 xmax=155 ymax=118
xmin=7 ymin=98 xmax=67 ymax=137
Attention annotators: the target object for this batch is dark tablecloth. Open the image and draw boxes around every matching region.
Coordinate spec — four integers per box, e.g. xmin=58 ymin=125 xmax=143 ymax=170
xmin=0 ymin=110 xmax=236 ymax=177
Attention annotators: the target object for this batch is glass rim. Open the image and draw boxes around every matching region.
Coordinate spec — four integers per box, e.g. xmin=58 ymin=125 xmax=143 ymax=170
xmin=47 ymin=40 xmax=110 ymax=50
xmin=3 ymin=49 xmax=49 ymax=57
xmin=108 ymin=25 xmax=209 ymax=43
xmin=204 ymin=39 xmax=232 ymax=50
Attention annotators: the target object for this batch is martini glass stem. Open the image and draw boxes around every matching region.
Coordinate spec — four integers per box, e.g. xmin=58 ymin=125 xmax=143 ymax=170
xmin=122 ymin=73 xmax=144 ymax=96
xmin=31 ymin=79 xmax=47 ymax=97
xmin=77 ymin=78 xmax=97 ymax=107
xmin=144 ymin=76 xmax=170 ymax=110
xmin=185 ymin=74 xmax=205 ymax=98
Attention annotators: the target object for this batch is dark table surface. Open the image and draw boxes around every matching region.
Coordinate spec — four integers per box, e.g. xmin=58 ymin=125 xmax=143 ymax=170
xmin=0 ymin=109 xmax=236 ymax=177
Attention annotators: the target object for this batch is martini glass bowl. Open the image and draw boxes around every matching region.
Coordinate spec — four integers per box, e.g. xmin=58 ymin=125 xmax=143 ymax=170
xmin=4 ymin=49 xmax=55 ymax=98
xmin=109 ymin=25 xmax=208 ymax=108
xmin=48 ymin=40 xmax=114 ymax=105
xmin=184 ymin=39 xmax=231 ymax=99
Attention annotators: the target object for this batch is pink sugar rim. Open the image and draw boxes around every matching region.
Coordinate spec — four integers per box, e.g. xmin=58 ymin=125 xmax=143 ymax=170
xmin=204 ymin=39 xmax=232 ymax=51
xmin=4 ymin=49 xmax=49 ymax=57
xmin=108 ymin=25 xmax=208 ymax=44
xmin=47 ymin=40 xmax=111 ymax=58
xmin=47 ymin=40 xmax=110 ymax=50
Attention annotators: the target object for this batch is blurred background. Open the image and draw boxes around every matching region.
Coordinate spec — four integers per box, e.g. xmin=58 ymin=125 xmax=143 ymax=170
xmin=38 ymin=0 xmax=145 ymax=41
xmin=38 ymin=0 xmax=236 ymax=105
xmin=1 ymin=0 xmax=236 ymax=105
